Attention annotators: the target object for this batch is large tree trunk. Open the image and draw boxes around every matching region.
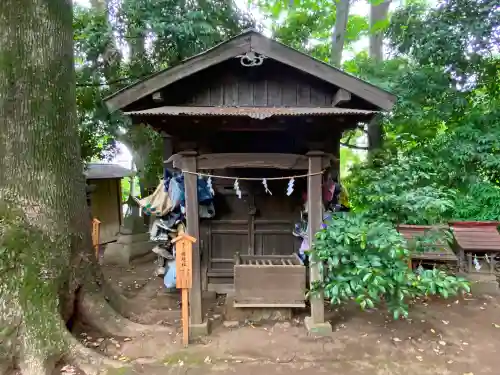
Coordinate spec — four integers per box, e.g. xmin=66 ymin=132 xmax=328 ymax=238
xmin=331 ymin=0 xmax=350 ymax=67
xmin=0 ymin=2 xmax=158 ymax=374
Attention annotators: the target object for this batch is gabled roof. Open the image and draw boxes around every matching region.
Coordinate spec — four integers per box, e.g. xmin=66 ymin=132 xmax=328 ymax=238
xmin=105 ymin=29 xmax=397 ymax=112
xmin=85 ymin=163 xmax=133 ymax=180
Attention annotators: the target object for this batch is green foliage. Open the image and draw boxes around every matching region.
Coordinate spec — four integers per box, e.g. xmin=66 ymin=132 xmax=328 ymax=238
xmin=347 ymin=153 xmax=455 ymax=224
xmin=256 ymin=0 xmax=369 ymax=62
xmin=312 ymin=214 xmax=470 ymax=319
xmin=73 ymin=0 xmax=255 ymax=181
xmin=344 ymin=0 xmax=500 ymax=224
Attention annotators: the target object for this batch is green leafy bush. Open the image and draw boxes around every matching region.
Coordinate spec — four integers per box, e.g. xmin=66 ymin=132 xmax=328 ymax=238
xmin=311 ymin=213 xmax=470 ymax=319
xmin=347 ymin=153 xmax=456 ymax=225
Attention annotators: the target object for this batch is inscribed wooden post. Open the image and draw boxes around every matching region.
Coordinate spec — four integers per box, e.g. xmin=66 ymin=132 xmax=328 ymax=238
xmin=92 ymin=218 xmax=101 ymax=259
xmin=173 ymin=233 xmax=196 ymax=347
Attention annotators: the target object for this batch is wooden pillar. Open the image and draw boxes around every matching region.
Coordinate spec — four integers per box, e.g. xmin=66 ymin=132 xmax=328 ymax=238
xmin=304 ymin=151 xmax=331 ymax=335
xmin=180 ymin=151 xmax=203 ymax=325
xmin=162 ymin=133 xmax=173 ymax=170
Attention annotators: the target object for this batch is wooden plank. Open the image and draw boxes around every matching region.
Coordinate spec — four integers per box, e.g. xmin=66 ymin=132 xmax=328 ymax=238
xmin=182 ymin=152 xmax=203 ymax=325
xmin=253 ymin=80 xmax=268 ymax=106
xmin=174 ymin=235 xmax=194 ymax=289
xmin=190 ymin=153 xmax=333 ymax=170
xmin=105 ymin=34 xmax=251 ymax=111
xmin=332 ymin=89 xmax=352 ymax=106
xmin=234 ymin=303 xmax=306 ymax=308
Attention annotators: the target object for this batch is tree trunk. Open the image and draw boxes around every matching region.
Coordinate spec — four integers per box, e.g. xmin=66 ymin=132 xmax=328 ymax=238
xmin=369 ymin=0 xmax=391 ymax=63
xmin=367 ymin=0 xmax=391 ymax=154
xmin=0 ymin=0 xmax=92 ymax=371
xmin=331 ymin=0 xmax=350 ymax=67
xmin=0 ymin=2 xmax=152 ymax=374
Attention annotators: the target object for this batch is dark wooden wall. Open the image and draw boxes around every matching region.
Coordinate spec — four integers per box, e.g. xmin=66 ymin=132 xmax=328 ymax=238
xmin=199 ymin=172 xmax=304 ymax=290
xmin=122 ymin=58 xmax=374 ymax=111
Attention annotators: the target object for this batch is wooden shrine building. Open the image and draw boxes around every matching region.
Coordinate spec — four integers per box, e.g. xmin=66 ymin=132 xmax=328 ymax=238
xmin=105 ymin=29 xmax=396 ymax=336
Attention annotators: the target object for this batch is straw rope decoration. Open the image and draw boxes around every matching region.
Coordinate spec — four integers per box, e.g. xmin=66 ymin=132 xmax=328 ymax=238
xmin=181 ymin=169 xmax=326 ymax=198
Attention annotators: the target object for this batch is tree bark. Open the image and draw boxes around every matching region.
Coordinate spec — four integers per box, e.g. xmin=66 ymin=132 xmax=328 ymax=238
xmin=368 ymin=0 xmax=391 ymax=154
xmin=369 ymin=0 xmax=391 ymax=63
xmin=0 ymin=1 xmax=132 ymax=374
xmin=331 ymin=0 xmax=350 ymax=67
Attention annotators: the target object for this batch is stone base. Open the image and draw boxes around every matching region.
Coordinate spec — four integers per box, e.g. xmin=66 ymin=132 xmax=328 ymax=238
xmin=466 ymin=273 xmax=499 ymax=295
xmin=223 ymin=295 xmax=292 ymax=322
xmin=117 ymin=232 xmax=150 ymax=244
xmin=102 ymin=235 xmax=154 ymax=266
xmin=189 ymin=320 xmax=210 ymax=339
xmin=304 ymin=316 xmax=332 ymax=336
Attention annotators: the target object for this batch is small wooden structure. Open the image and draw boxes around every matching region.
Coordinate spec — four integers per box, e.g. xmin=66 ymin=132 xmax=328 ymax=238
xmin=234 ymin=254 xmax=306 ymax=307
xmin=85 ymin=163 xmax=133 ymax=244
xmin=397 ymin=224 xmax=458 ymax=272
xmin=450 ymin=221 xmax=500 ymax=274
xmin=105 ymin=29 xmax=396 ymax=333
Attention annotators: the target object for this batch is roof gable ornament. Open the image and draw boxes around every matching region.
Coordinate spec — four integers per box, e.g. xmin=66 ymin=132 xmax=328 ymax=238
xmin=236 ymin=51 xmax=267 ymax=67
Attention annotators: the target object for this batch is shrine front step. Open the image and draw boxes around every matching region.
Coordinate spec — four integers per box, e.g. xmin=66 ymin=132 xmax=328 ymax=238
xmin=223 ymin=294 xmax=294 ymax=322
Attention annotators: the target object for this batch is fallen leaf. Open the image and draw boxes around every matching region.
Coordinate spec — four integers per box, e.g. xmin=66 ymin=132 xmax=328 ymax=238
xmin=463 ymin=373 xmax=474 ymax=375
xmin=438 ymin=340 xmax=446 ymax=346
xmin=493 ymin=323 xmax=500 ymax=328
xmin=124 ymin=337 xmax=132 ymax=341
xmin=393 ymin=337 xmax=402 ymax=342
xmin=447 ymin=360 xmax=453 ymax=364
xmin=416 ymin=356 xmax=423 ymax=361
xmin=442 ymin=320 xmax=449 ymax=325
xmin=431 ymin=329 xmax=436 ymax=334
xmin=204 ymin=356 xmax=212 ymax=364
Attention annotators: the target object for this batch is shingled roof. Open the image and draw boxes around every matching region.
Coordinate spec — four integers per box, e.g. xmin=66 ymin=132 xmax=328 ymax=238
xmin=85 ymin=163 xmax=133 ymax=180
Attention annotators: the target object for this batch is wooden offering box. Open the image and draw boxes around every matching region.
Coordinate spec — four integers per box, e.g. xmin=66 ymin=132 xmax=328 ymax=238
xmin=233 ymin=254 xmax=306 ymax=308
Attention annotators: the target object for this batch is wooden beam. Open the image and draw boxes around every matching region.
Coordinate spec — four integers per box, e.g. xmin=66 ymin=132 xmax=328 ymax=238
xmin=306 ymin=151 xmax=326 ymax=324
xmin=250 ymin=33 xmax=396 ymax=111
xmin=167 ymin=153 xmax=335 ymax=170
xmin=105 ymin=34 xmax=251 ymax=112
xmin=181 ymin=151 xmax=203 ymax=325
xmin=332 ymin=89 xmax=351 ymax=107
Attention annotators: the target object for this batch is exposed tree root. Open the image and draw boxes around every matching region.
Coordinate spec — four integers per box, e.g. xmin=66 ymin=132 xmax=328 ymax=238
xmin=78 ymin=288 xmax=173 ymax=338
xmin=64 ymin=329 xmax=129 ymax=375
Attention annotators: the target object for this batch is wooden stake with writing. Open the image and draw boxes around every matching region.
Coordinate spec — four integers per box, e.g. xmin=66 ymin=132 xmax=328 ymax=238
xmin=172 ymin=233 xmax=196 ymax=347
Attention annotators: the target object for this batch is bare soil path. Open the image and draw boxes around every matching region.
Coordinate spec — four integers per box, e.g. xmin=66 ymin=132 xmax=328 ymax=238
xmin=68 ymin=261 xmax=500 ymax=375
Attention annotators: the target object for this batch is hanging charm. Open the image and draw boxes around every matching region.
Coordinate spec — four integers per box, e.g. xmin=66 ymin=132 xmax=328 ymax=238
xmin=485 ymin=254 xmax=490 ymax=264
xmin=262 ymin=178 xmax=272 ymax=195
xmin=473 ymin=254 xmax=482 ymax=271
xmin=234 ymin=179 xmax=242 ymax=199
xmin=286 ymin=178 xmax=295 ymax=196
xmin=207 ymin=176 xmax=215 ymax=196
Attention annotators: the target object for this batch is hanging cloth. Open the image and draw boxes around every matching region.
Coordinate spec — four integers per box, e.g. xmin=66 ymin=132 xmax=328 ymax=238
xmin=137 ymin=180 xmax=173 ymax=216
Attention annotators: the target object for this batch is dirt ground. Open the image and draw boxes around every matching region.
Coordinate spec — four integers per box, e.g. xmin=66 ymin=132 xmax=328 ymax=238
xmin=71 ymin=261 xmax=500 ymax=375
